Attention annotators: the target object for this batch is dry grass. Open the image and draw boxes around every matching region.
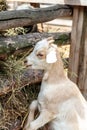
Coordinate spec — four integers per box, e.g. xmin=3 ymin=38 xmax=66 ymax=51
xmin=0 ymin=53 xmax=41 ymax=130
xmin=0 ymin=21 xmax=71 ymax=129
xmin=0 ymin=45 xmax=70 ymax=130
xmin=0 ymin=0 xmax=8 ymax=11
xmin=0 ymin=84 xmax=40 ymax=130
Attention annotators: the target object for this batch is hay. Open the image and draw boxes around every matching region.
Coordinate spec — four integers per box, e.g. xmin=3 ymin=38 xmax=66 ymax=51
xmin=0 ymin=84 xmax=40 ymax=130
xmin=0 ymin=0 xmax=8 ymax=11
xmin=0 ymin=54 xmax=40 ymax=130
xmin=0 ymin=42 xmax=69 ymax=130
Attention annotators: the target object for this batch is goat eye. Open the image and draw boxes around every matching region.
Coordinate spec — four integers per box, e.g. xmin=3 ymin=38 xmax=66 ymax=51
xmin=37 ymin=53 xmax=43 ymax=56
xmin=37 ymin=53 xmax=45 ymax=59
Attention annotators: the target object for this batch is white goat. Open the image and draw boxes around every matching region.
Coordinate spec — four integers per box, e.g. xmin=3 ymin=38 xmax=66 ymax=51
xmin=24 ymin=37 xmax=87 ymax=130
xmin=16 ymin=4 xmax=33 ymax=10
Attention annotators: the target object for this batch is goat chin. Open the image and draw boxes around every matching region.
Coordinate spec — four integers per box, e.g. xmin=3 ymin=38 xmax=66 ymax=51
xmin=24 ymin=38 xmax=87 ymax=130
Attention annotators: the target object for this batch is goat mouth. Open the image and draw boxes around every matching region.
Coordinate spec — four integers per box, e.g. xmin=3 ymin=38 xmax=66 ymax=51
xmin=24 ymin=61 xmax=32 ymax=68
xmin=26 ymin=64 xmax=32 ymax=68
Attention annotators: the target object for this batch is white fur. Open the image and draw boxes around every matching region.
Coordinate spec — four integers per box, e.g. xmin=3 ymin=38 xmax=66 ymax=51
xmin=46 ymin=47 xmax=57 ymax=63
xmin=24 ymin=38 xmax=87 ymax=130
xmin=16 ymin=4 xmax=33 ymax=10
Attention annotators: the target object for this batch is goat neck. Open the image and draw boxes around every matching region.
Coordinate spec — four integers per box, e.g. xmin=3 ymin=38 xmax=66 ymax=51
xmin=43 ymin=49 xmax=67 ymax=84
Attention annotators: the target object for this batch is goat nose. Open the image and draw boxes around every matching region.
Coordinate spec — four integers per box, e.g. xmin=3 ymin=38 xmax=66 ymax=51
xmin=24 ymin=59 xmax=28 ymax=64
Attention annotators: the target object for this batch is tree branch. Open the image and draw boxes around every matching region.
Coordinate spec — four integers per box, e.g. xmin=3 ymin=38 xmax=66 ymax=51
xmin=0 ymin=5 xmax=72 ymax=30
xmin=0 ymin=32 xmax=70 ymax=59
xmin=0 ymin=69 xmax=43 ymax=96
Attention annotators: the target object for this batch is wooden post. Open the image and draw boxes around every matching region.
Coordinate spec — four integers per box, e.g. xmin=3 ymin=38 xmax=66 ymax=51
xmin=69 ymin=6 xmax=87 ymax=99
xmin=78 ymin=7 xmax=87 ymax=98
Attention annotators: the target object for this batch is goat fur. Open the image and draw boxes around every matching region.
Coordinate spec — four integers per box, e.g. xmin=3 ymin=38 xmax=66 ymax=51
xmin=24 ymin=37 xmax=87 ymax=130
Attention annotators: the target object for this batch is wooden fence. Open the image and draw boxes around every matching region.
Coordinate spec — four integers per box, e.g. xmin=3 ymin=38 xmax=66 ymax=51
xmin=6 ymin=0 xmax=87 ymax=6
xmin=4 ymin=0 xmax=87 ymax=99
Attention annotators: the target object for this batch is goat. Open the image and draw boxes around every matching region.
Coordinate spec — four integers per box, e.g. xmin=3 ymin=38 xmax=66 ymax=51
xmin=16 ymin=3 xmax=34 ymax=10
xmin=24 ymin=37 xmax=87 ymax=130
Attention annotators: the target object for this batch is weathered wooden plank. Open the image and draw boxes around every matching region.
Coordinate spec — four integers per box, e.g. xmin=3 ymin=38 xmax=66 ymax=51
xmin=7 ymin=0 xmax=87 ymax=6
xmin=78 ymin=7 xmax=87 ymax=99
xmin=0 ymin=32 xmax=70 ymax=59
xmin=0 ymin=5 xmax=72 ymax=31
xmin=0 ymin=69 xmax=43 ymax=96
xmin=45 ymin=17 xmax=72 ymax=27
xmin=68 ymin=6 xmax=87 ymax=99
xmin=68 ymin=6 xmax=84 ymax=84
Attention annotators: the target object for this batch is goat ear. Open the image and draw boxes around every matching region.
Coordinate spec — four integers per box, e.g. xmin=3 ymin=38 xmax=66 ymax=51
xmin=46 ymin=47 xmax=57 ymax=63
xmin=47 ymin=37 xmax=54 ymax=45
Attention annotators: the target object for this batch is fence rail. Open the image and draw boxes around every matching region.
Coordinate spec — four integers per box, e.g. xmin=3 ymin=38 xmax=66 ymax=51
xmin=5 ymin=0 xmax=87 ymax=99
xmin=6 ymin=0 xmax=87 ymax=6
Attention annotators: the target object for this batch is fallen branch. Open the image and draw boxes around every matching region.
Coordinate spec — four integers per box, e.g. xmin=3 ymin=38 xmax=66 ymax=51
xmin=0 ymin=31 xmax=70 ymax=95
xmin=0 ymin=5 xmax=72 ymax=30
xmin=0 ymin=32 xmax=70 ymax=59
xmin=0 ymin=69 xmax=43 ymax=96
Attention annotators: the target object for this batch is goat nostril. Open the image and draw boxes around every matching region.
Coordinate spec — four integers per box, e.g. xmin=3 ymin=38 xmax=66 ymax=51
xmin=24 ymin=60 xmax=27 ymax=64
xmin=24 ymin=60 xmax=32 ymax=67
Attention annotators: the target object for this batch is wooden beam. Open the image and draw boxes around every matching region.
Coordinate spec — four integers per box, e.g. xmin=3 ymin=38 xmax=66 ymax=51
xmin=68 ymin=6 xmax=84 ymax=83
xmin=0 ymin=32 xmax=70 ymax=59
xmin=6 ymin=0 xmax=87 ymax=6
xmin=77 ymin=7 xmax=87 ymax=99
xmin=0 ymin=5 xmax=72 ymax=31
xmin=0 ymin=69 xmax=43 ymax=96
xmin=68 ymin=6 xmax=87 ymax=99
